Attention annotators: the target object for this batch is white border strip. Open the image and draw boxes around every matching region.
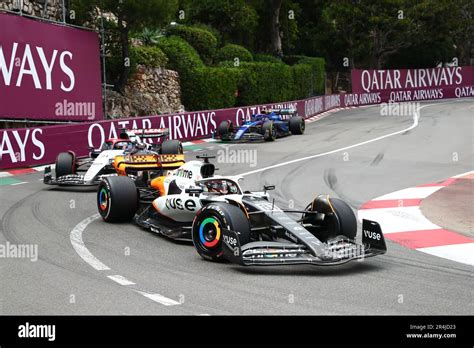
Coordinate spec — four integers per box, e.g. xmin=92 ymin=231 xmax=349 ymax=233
xmin=70 ymin=214 xmax=110 ymax=271
xmin=107 ymin=275 xmax=136 ymax=286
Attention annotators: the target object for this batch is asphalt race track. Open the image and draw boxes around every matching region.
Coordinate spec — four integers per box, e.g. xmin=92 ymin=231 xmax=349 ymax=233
xmin=1 ymin=98 xmax=473 ymax=315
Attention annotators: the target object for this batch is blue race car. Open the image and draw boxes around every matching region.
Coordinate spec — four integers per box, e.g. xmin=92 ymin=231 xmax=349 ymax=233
xmin=214 ymin=108 xmax=305 ymax=142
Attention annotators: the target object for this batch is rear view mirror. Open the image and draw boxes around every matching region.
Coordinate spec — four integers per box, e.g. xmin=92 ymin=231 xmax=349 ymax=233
xmin=185 ymin=187 xmax=204 ymax=196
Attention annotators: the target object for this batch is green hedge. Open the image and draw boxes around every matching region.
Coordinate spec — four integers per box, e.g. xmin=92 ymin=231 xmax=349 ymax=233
xmin=155 ymin=37 xmax=325 ymax=110
xmin=167 ymin=25 xmax=218 ymax=65
xmin=130 ymin=45 xmax=168 ymax=70
xmin=157 ymin=36 xmax=204 ymax=77
xmin=157 ymin=36 xmax=206 ymax=109
xmin=185 ymin=67 xmax=242 ymax=110
xmin=254 ymin=53 xmax=282 ymax=63
xmin=216 ymin=44 xmax=253 ymax=63
xmin=236 ymin=62 xmax=293 ymax=105
xmin=284 ymin=55 xmax=325 ymax=95
xmin=291 ymin=63 xmax=313 ymax=100
xmin=298 ymin=57 xmax=325 ymax=95
xmin=234 ymin=62 xmax=314 ymax=105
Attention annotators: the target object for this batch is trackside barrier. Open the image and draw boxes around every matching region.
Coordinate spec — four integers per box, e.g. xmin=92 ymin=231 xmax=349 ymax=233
xmin=1 ymin=66 xmax=473 ymax=170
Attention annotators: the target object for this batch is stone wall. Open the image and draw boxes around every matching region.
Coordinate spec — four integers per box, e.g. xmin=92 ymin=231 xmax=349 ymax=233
xmin=106 ymin=65 xmax=182 ymax=119
xmin=0 ymin=0 xmax=63 ymax=22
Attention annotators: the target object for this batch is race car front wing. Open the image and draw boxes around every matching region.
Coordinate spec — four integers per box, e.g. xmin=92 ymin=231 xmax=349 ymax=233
xmin=43 ymin=166 xmax=100 ymax=186
xmin=222 ymin=219 xmax=387 ymax=266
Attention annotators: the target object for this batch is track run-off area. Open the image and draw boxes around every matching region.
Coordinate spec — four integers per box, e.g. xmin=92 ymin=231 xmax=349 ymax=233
xmin=1 ymin=98 xmax=472 ymax=315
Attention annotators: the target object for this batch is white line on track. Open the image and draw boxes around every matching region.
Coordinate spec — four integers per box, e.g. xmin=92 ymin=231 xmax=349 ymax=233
xmin=10 ymin=182 xmax=28 ymax=186
xmin=107 ymin=275 xmax=136 ymax=286
xmin=70 ymin=213 xmax=181 ymax=307
xmin=453 ymin=170 xmax=474 ymax=178
xmin=134 ymin=290 xmax=181 ymax=306
xmin=70 ymin=213 xmax=110 ymax=271
xmin=237 ymin=101 xmax=451 ymax=177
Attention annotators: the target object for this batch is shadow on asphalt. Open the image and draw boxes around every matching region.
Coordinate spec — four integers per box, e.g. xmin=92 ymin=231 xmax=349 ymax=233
xmin=48 ymin=186 xmax=97 ymax=193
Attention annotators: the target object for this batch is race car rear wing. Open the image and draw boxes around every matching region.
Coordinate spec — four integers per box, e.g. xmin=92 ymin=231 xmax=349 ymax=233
xmin=124 ymin=128 xmax=170 ymax=139
xmin=268 ymin=108 xmax=298 ymax=116
xmin=221 ymin=219 xmax=387 ymax=266
xmin=114 ymin=153 xmax=185 ymax=175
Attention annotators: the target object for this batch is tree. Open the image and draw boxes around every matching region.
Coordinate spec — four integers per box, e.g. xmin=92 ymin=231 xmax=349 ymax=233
xmin=71 ymin=0 xmax=178 ymax=93
xmin=179 ymin=0 xmax=258 ymax=48
xmin=270 ymin=0 xmax=284 ymax=57
xmin=106 ymin=0 xmax=178 ymax=93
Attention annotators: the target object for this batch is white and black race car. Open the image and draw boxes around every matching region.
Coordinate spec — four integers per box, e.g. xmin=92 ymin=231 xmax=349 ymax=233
xmin=96 ymin=155 xmax=387 ymax=266
xmin=44 ymin=128 xmax=182 ymax=186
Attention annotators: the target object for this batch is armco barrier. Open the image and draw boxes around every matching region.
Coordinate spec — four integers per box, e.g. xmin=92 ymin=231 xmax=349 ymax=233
xmin=0 ymin=95 xmax=349 ymax=170
xmin=1 ymin=65 xmax=473 ymax=170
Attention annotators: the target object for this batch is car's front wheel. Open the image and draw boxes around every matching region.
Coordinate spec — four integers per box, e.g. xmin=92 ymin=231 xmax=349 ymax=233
xmin=262 ymin=121 xmax=276 ymax=141
xmin=192 ymin=203 xmax=251 ymax=262
xmin=217 ymin=120 xmax=233 ymax=138
xmin=55 ymin=152 xmax=75 ymax=178
xmin=303 ymin=196 xmax=357 ymax=242
xmin=97 ymin=176 xmax=138 ymax=222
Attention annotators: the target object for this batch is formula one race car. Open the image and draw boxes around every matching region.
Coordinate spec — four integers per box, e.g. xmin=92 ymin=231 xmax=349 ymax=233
xmin=97 ymin=155 xmax=387 ymax=266
xmin=44 ymin=128 xmax=182 ymax=186
xmin=214 ymin=108 xmax=305 ymax=142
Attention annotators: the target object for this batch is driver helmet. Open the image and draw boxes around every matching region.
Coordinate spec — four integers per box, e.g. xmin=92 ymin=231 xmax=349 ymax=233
xmin=207 ymin=181 xmax=228 ymax=194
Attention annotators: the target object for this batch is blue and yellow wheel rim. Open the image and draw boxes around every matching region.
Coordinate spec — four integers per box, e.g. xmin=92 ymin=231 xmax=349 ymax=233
xmin=199 ymin=217 xmax=221 ymax=248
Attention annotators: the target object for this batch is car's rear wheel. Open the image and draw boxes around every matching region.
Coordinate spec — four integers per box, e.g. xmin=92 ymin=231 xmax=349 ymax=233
xmin=55 ymin=152 xmax=75 ymax=178
xmin=97 ymin=176 xmax=138 ymax=222
xmin=304 ymin=197 xmax=357 ymax=242
xmin=289 ymin=116 xmax=305 ymax=135
xmin=217 ymin=120 xmax=233 ymax=137
xmin=262 ymin=121 xmax=276 ymax=141
xmin=192 ymin=203 xmax=251 ymax=262
xmin=161 ymin=140 xmax=183 ymax=154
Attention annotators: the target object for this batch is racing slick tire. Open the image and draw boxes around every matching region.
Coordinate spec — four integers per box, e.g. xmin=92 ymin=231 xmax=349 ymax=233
xmin=97 ymin=176 xmax=138 ymax=222
xmin=217 ymin=120 xmax=233 ymax=138
xmin=161 ymin=140 xmax=183 ymax=154
xmin=55 ymin=152 xmax=75 ymax=178
xmin=192 ymin=203 xmax=251 ymax=262
xmin=304 ymin=197 xmax=357 ymax=242
xmin=289 ymin=116 xmax=305 ymax=135
xmin=262 ymin=121 xmax=277 ymax=141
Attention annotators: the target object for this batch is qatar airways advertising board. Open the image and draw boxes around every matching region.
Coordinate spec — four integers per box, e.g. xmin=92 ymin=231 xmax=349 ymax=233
xmin=0 ymin=97 xmax=339 ymax=170
xmin=0 ymin=13 xmax=103 ymax=121
xmin=351 ymin=66 xmax=474 ymax=103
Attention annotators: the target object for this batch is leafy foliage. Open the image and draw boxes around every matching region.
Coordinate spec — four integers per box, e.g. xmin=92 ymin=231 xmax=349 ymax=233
xmin=254 ymin=54 xmax=282 ymax=63
xmin=137 ymin=27 xmax=163 ymax=45
xmin=70 ymin=0 xmax=469 ymax=110
xmin=216 ymin=44 xmax=254 ymax=63
xmin=130 ymin=45 xmax=168 ymax=70
xmin=237 ymin=62 xmax=294 ymax=105
xmin=291 ymin=63 xmax=313 ymax=99
xmin=185 ymin=67 xmax=242 ymax=110
xmin=179 ymin=0 xmax=259 ymax=46
xmin=292 ymin=56 xmax=325 ymax=95
xmin=157 ymin=36 xmax=204 ymax=76
xmin=167 ymin=25 xmax=218 ymax=65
